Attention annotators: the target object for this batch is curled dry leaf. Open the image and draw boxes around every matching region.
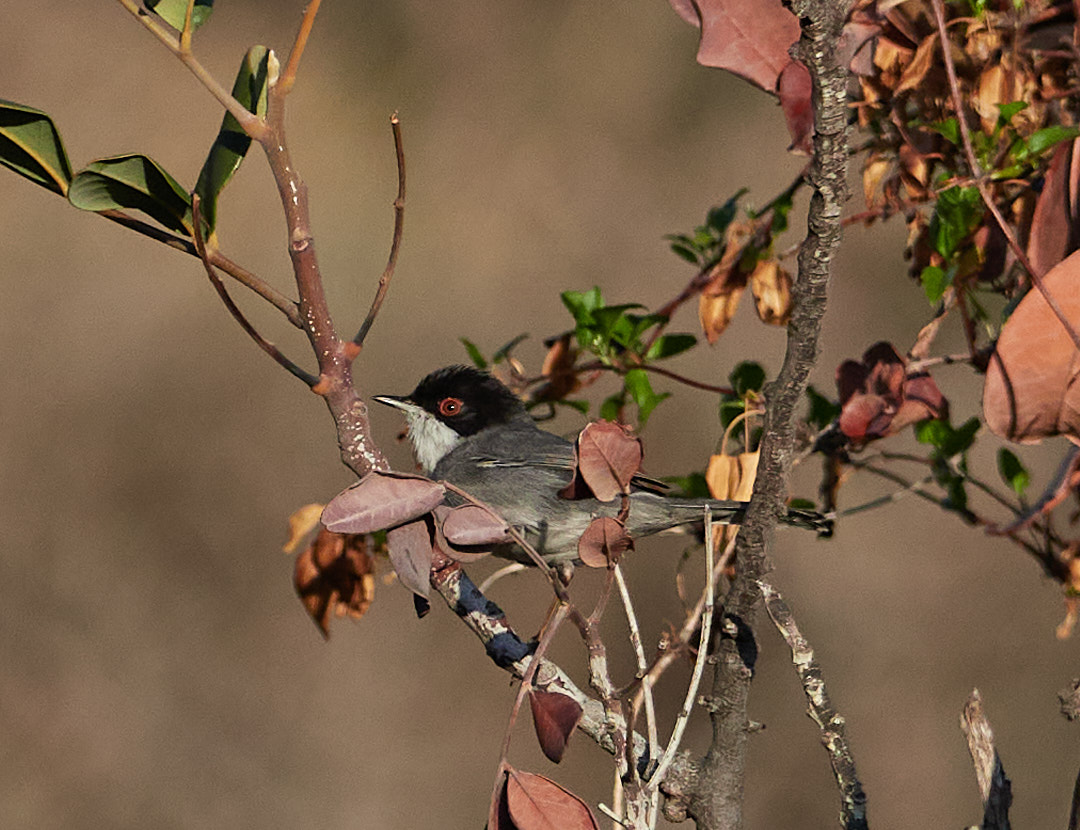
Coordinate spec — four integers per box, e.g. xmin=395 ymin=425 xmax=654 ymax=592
xmin=750 ymin=259 xmax=793 ymax=325
xmin=435 ymin=503 xmax=509 ymax=556
xmin=386 ymin=519 xmax=434 ymax=598
xmin=983 ymin=249 xmax=1080 ymax=443
xmin=837 ymin=341 xmax=948 ymax=445
xmin=1028 ymin=138 xmax=1080 ymax=278
xmin=577 ymin=516 xmax=633 ymax=568
xmin=528 ymin=689 xmax=583 ymax=764
xmin=531 ymin=332 xmax=580 ymax=404
xmin=504 ymin=767 xmax=600 ymax=830
xmin=560 ymin=421 xmax=643 ymax=502
xmin=293 ymin=529 xmax=375 ymax=638
xmin=283 ymin=502 xmax=325 ymax=554
xmin=321 ymin=470 xmax=445 ymax=535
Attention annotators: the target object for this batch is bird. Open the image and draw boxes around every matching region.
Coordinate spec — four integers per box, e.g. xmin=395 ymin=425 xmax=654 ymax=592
xmin=374 ymin=365 xmax=826 ymax=564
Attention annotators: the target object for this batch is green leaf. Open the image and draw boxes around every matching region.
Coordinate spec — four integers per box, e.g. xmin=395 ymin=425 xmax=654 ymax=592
xmin=1022 ymin=125 xmax=1080 ymax=160
xmin=459 ymin=337 xmax=488 ymax=369
xmin=719 ymin=398 xmax=745 ymax=430
xmin=805 ymin=385 xmax=840 ymax=430
xmin=929 ymin=118 xmax=961 ymax=146
xmin=0 ymin=100 xmax=73 ymax=195
xmin=667 ymin=239 xmax=700 ymax=264
xmin=600 ymin=392 xmax=624 ymax=423
xmin=194 ymin=46 xmax=273 ymax=232
xmin=915 ymin=416 xmax=980 ymax=457
xmin=624 ymin=368 xmax=669 ymax=426
xmin=705 ymin=188 xmax=747 ymax=235
xmin=729 ymin=361 xmax=766 ymax=396
xmin=769 ymin=190 xmax=794 ymax=236
xmin=493 ymin=333 xmax=528 ymax=364
xmin=996 ymin=448 xmax=1029 ymax=497
xmin=557 ymin=399 xmax=590 ymax=415
xmin=145 ymin=0 xmax=215 ymax=31
xmin=68 ymin=154 xmax=192 ymax=234
xmin=663 ymin=472 xmax=710 ymax=500
xmin=561 ymin=287 xmax=603 ymax=326
xmin=996 ymin=101 xmax=1027 ymax=125
xmin=929 ymin=185 xmax=983 ymax=258
xmin=645 ymin=333 xmax=697 ymax=361
xmin=920 ymin=265 xmax=950 ymax=304
xmin=787 ymin=497 xmax=817 ymax=511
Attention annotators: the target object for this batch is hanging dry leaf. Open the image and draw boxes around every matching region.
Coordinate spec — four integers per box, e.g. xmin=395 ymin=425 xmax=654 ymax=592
xmin=574 ymin=421 xmax=642 ymax=501
xmin=984 ymin=250 xmax=1080 ymax=443
xmin=1028 ymin=138 xmax=1080 ymax=278
xmin=283 ymin=503 xmax=325 ymax=554
xmin=505 ymin=767 xmax=600 ymax=830
xmin=293 ymin=529 xmax=375 ymax=638
xmin=732 ymin=452 xmax=759 ymax=501
xmin=706 ymin=453 xmax=737 ymax=500
xmin=529 ymin=690 xmax=583 ymax=764
xmin=386 ymin=519 xmax=434 ymax=598
xmin=699 ymin=288 xmax=745 ymax=344
xmin=750 ymin=260 xmax=793 ymax=325
xmin=531 ymin=333 xmax=580 ymax=403
xmin=322 ymin=470 xmax=445 ymax=535
xmin=577 ymin=516 xmax=633 ymax=568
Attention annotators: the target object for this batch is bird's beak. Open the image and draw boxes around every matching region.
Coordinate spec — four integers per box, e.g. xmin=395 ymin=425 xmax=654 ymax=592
xmin=373 ymin=395 xmax=422 ymax=416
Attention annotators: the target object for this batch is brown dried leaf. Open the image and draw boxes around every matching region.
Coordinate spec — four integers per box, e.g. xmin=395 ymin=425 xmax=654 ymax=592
xmin=505 ymin=768 xmax=600 ymax=830
xmin=528 ymin=690 xmax=583 ymax=764
xmin=750 ymin=260 xmax=793 ymax=325
xmin=575 ymin=421 xmax=643 ymax=502
xmin=293 ymin=529 xmax=375 ymax=638
xmin=1028 ymin=138 xmax=1080 ymax=278
xmin=732 ymin=452 xmax=759 ymax=501
xmin=577 ymin=516 xmax=633 ymax=568
xmin=863 ymin=154 xmax=891 ymax=210
xmin=283 ymin=503 xmax=325 ymax=554
xmin=438 ymin=504 xmax=510 ymax=547
xmin=532 ymin=333 xmax=580 ymax=403
xmin=386 ymin=519 xmax=434 ymax=598
xmin=984 ymin=249 xmax=1080 ymax=443
xmin=699 ymin=288 xmax=745 ymax=344
xmin=778 ymin=60 xmax=813 ymax=155
xmin=321 ymin=470 xmax=445 ymax=535
xmin=895 ymin=32 xmax=939 ymax=94
xmin=706 ymin=454 xmax=737 ymax=500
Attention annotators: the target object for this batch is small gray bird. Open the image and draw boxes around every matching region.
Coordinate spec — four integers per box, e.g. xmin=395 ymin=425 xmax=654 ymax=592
xmin=375 ymin=365 xmax=824 ymax=564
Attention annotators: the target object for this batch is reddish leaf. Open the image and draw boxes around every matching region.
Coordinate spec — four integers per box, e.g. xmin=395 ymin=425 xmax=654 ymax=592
xmin=386 ymin=519 xmax=434 ymax=598
xmin=577 ymin=516 xmax=633 ymax=568
xmin=575 ymin=421 xmax=643 ymax=502
xmin=321 ymin=470 xmax=445 ymax=534
xmin=674 ymin=0 xmax=800 ymax=93
xmin=505 ymin=768 xmax=600 ymax=830
xmin=528 ymin=690 xmax=583 ymax=764
xmin=778 ymin=60 xmax=813 ymax=155
xmin=1028 ymin=138 xmax=1080 ymax=278
xmin=984 ymin=250 xmax=1080 ymax=443
xmin=490 ymin=763 xmax=515 ymax=830
xmin=293 ymin=529 xmax=375 ymax=638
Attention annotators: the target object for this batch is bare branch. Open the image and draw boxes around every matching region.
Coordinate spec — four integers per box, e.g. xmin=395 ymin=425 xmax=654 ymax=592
xmin=192 ymin=197 xmax=317 ymax=385
xmin=761 ymin=580 xmax=868 ymax=830
xmin=355 ymin=113 xmax=406 ymax=348
xmin=278 ymin=0 xmax=323 ymax=95
xmin=960 ymin=689 xmax=1013 ymax=830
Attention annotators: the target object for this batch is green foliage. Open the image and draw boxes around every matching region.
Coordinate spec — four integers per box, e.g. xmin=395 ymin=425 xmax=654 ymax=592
xmin=929 ymin=185 xmax=983 ymax=259
xmin=624 ymin=368 xmax=669 ymax=426
xmin=805 ymin=385 xmax=840 ymax=430
xmin=146 ymin=0 xmax=215 ymax=31
xmin=720 ymin=361 xmax=767 ymax=430
xmin=915 ymin=416 xmax=981 ymax=519
xmin=663 ymin=188 xmax=747 ymax=268
xmin=68 ymin=154 xmax=193 ymax=235
xmin=459 ymin=338 xmax=488 ymax=369
xmin=0 ymin=100 xmax=72 ymax=196
xmin=996 ymin=448 xmax=1030 ymax=497
xmin=194 ymin=46 xmax=274 ymax=233
xmin=920 ymin=265 xmax=949 ymax=305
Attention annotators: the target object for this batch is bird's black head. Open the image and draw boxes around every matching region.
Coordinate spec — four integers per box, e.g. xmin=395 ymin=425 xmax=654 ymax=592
xmin=402 ymin=365 xmax=527 ymax=437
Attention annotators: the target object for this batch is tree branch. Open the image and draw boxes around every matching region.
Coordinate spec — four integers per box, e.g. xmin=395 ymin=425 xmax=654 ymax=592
xmin=687 ymin=1 xmax=850 ymax=825
xmin=960 ymin=689 xmax=1013 ymax=830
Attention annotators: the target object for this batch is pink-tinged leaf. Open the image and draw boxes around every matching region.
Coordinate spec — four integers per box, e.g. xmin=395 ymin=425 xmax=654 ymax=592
xmin=577 ymin=517 xmax=633 ymax=568
xmin=529 ymin=690 xmax=583 ymax=764
xmin=505 ymin=768 xmax=600 ymax=830
xmin=984 ymin=250 xmax=1080 ymax=443
xmin=575 ymin=421 xmax=643 ymax=502
xmin=666 ymin=0 xmax=699 ymax=26
xmin=438 ymin=503 xmax=510 ymax=546
xmin=778 ymin=60 xmax=813 ymax=155
xmin=386 ymin=519 xmax=434 ymax=598
xmin=839 ymin=18 xmax=881 ymax=77
xmin=489 ymin=763 xmax=515 ymax=830
xmin=1028 ymin=138 xmax=1080 ymax=278
xmin=321 ymin=471 xmax=445 ymax=534
xmin=693 ymin=0 xmax=801 ymax=92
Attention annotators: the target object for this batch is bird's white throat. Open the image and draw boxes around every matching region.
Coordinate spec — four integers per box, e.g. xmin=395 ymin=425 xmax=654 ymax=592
xmin=404 ymin=409 xmax=464 ymax=475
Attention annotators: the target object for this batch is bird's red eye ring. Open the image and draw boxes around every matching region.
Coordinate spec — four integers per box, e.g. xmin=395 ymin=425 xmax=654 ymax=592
xmin=438 ymin=397 xmax=463 ymax=416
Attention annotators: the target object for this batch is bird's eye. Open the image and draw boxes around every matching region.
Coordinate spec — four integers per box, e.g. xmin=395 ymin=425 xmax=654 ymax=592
xmin=438 ymin=397 xmax=463 ymax=416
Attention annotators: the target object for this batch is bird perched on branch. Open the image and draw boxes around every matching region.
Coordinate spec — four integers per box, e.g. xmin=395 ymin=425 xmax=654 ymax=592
xmin=374 ymin=365 xmax=827 ymax=564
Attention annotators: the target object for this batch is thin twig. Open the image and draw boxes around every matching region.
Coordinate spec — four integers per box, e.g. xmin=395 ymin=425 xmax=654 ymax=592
xmin=192 ymin=196 xmax=317 ymax=385
xmin=278 ymin=0 xmax=323 ymax=95
xmin=761 ymin=580 xmax=868 ymax=830
xmin=647 ymin=506 xmax=716 ymax=793
xmin=960 ymin=689 xmax=1013 ymax=830
xmin=116 ymin=0 xmax=266 ymax=140
xmin=355 ymin=113 xmax=406 ymax=347
xmin=929 ymin=0 xmax=1080 ymax=352
xmin=615 ymin=564 xmax=658 ymax=763
xmin=478 ymin=562 xmax=527 ymax=594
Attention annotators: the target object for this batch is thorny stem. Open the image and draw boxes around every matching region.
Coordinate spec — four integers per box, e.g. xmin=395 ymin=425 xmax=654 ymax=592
xmin=929 ymin=0 xmax=1080 ymax=352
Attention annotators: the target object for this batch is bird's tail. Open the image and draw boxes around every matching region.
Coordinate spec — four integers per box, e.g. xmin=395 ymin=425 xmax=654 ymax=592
xmin=628 ymin=495 xmax=832 ymax=538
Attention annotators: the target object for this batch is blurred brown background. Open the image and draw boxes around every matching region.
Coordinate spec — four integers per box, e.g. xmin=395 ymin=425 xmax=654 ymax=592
xmin=2 ymin=2 xmax=1077 ymax=828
